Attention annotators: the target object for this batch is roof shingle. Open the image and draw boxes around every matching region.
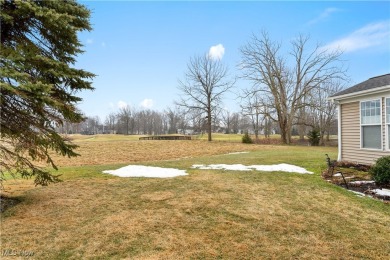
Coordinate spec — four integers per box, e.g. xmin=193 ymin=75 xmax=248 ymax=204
xmin=331 ymin=73 xmax=390 ymax=97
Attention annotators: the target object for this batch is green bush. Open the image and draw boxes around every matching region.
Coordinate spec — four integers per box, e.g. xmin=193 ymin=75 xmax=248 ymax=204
xmin=307 ymin=128 xmax=320 ymax=146
xmin=242 ymin=132 xmax=253 ymax=144
xmin=370 ymin=156 xmax=390 ymax=185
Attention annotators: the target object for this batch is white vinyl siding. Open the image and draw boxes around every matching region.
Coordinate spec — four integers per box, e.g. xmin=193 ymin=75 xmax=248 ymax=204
xmin=360 ymin=99 xmax=381 ymax=149
xmin=340 ymin=102 xmax=388 ymax=165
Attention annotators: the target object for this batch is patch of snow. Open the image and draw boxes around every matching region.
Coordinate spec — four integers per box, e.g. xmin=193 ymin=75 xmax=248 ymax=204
xmin=251 ymin=164 xmax=313 ymax=174
xmin=348 ymin=188 xmax=390 ymax=199
xmin=372 ymin=189 xmax=390 ymax=197
xmin=226 ymin=152 xmax=249 ymax=155
xmin=333 ymin=173 xmax=354 ymax=179
xmin=350 ymin=190 xmax=366 ymax=197
xmin=193 ymin=164 xmax=252 ymax=171
xmin=349 ymin=181 xmax=375 ymax=185
xmin=103 ymin=165 xmax=188 ymax=178
xmin=191 ymin=163 xmax=313 ymax=174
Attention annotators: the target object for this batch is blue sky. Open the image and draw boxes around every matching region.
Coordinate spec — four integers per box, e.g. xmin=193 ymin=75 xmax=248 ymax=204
xmin=76 ymin=1 xmax=390 ymax=120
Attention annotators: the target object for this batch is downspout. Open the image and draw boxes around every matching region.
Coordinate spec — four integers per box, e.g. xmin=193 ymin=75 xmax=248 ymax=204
xmin=337 ymin=102 xmax=342 ymax=161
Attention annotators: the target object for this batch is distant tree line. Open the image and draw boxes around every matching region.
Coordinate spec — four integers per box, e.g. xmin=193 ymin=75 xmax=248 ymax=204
xmin=57 ymin=31 xmax=345 ymax=146
xmin=55 ymin=106 xmax=251 ymax=136
xmin=56 ymin=101 xmax=338 ymax=143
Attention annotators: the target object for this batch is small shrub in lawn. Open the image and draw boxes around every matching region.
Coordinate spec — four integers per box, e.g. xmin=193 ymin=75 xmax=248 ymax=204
xmin=370 ymin=156 xmax=390 ymax=185
xmin=242 ymin=132 xmax=253 ymax=144
xmin=307 ymin=128 xmax=320 ymax=146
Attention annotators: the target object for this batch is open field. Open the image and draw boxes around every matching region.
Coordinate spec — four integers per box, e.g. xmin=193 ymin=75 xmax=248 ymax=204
xmin=1 ymin=136 xmax=389 ymax=259
xmin=195 ymin=133 xmax=245 ymax=142
xmin=50 ymin=135 xmax=263 ymax=167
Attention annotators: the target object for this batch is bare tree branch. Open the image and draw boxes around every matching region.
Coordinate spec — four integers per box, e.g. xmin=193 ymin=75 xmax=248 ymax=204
xmin=240 ymin=31 xmax=348 ymax=144
xmin=176 ymin=54 xmax=235 ymax=141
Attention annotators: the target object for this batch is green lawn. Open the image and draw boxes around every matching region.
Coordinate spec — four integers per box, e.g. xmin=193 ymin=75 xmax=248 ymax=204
xmin=1 ymin=141 xmax=389 ymax=259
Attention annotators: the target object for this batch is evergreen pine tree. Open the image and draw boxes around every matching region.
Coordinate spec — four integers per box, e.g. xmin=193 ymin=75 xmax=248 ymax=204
xmin=1 ymin=0 xmax=95 ymax=185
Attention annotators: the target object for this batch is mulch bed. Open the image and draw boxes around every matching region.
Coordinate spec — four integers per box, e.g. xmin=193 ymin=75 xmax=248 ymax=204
xmin=322 ymin=161 xmax=390 ymax=202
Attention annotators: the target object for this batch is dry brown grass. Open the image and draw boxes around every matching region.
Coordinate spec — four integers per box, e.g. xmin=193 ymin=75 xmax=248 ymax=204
xmin=1 ymin=171 xmax=389 ymax=259
xmin=51 ymin=139 xmax=263 ymax=167
xmin=1 ymin=137 xmax=389 ymax=259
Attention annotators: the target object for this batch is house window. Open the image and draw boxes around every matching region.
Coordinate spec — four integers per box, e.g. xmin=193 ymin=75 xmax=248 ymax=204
xmin=387 ymin=98 xmax=390 ymax=149
xmin=361 ymin=99 xmax=381 ymax=149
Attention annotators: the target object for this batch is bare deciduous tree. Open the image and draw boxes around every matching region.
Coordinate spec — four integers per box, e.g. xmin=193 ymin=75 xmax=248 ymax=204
xmin=165 ymin=107 xmax=184 ymax=134
xmin=307 ymin=81 xmax=344 ymax=145
xmin=177 ymin=54 xmax=235 ymax=141
xmin=118 ymin=105 xmax=133 ymax=135
xmin=220 ymin=109 xmax=234 ymax=134
xmin=240 ymin=31 xmax=347 ymax=144
xmin=230 ymin=112 xmax=241 ymax=134
xmin=240 ymin=90 xmax=267 ymax=140
xmin=105 ymin=112 xmax=117 ymax=134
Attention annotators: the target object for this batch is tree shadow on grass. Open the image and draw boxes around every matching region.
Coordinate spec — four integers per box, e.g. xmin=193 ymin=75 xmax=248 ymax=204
xmin=0 ymin=195 xmax=22 ymax=213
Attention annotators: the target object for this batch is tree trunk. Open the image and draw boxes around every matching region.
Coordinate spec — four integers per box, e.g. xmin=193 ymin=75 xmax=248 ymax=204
xmin=298 ymin=124 xmax=305 ymax=141
xmin=281 ymin=130 xmax=287 ymax=144
xmin=207 ymin=110 xmax=212 ymax=141
xmin=264 ymin=118 xmax=270 ymax=138
xmin=126 ymin=119 xmax=129 ymax=135
xmin=255 ymin=113 xmax=259 ymax=141
xmin=279 ymin=118 xmax=291 ymax=144
xmin=320 ymin=130 xmax=326 ymax=146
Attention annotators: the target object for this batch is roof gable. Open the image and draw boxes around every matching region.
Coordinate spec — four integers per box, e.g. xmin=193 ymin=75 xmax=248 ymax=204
xmin=331 ymin=73 xmax=390 ymax=98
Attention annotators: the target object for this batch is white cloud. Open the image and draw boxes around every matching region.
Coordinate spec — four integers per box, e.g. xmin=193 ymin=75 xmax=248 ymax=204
xmin=117 ymin=100 xmax=128 ymax=109
xmin=307 ymin=7 xmax=340 ymax=25
xmin=140 ymin=99 xmax=154 ymax=109
xmin=86 ymin=38 xmax=94 ymax=44
xmin=321 ymin=21 xmax=390 ymax=53
xmin=208 ymin=44 xmax=225 ymax=60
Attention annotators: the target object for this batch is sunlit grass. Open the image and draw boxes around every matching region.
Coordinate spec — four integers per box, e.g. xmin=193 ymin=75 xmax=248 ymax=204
xmin=48 ymin=139 xmax=261 ymax=167
xmin=66 ymin=134 xmax=144 ymax=142
xmin=1 ymin=137 xmax=389 ymax=259
xmin=195 ymin=133 xmax=245 ymax=142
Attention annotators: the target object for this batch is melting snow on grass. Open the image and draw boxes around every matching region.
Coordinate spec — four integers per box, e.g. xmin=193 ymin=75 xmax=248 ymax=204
xmin=349 ymin=188 xmax=390 ymax=199
xmin=226 ymin=152 xmax=249 ymax=155
xmin=103 ymin=165 xmax=188 ymax=178
xmin=103 ymin=163 xmax=313 ymax=178
xmin=373 ymin=189 xmax=390 ymax=197
xmin=191 ymin=163 xmax=313 ymax=174
xmin=349 ymin=180 xmax=375 ymax=185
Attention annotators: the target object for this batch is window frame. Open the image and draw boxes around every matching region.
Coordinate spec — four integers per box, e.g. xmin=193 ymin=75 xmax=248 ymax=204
xmin=360 ymin=98 xmax=382 ymax=150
